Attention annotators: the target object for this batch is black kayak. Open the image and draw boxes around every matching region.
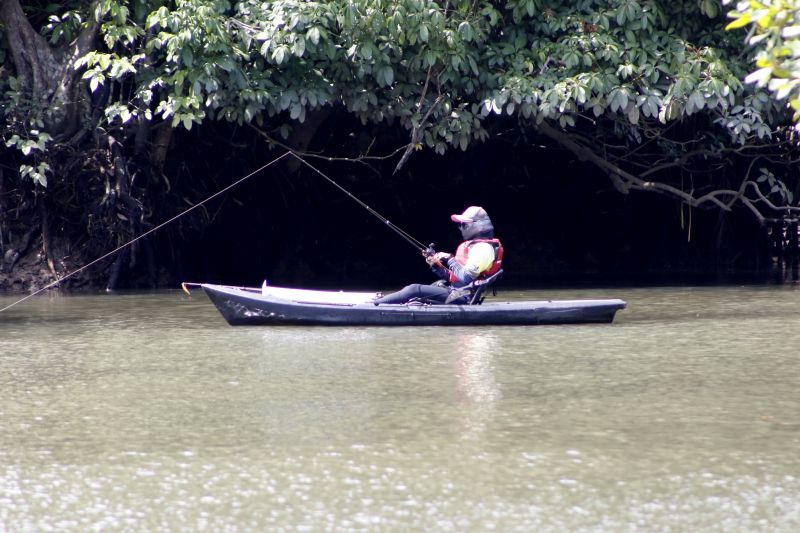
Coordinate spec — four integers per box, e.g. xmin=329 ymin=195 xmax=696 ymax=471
xmin=199 ymin=283 xmax=626 ymax=326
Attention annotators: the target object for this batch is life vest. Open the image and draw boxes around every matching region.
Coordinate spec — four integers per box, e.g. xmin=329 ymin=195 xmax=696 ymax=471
xmin=449 ymin=238 xmax=504 ymax=284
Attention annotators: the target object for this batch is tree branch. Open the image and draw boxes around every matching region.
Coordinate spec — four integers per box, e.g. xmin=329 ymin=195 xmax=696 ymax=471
xmin=391 ymin=49 xmax=450 ymax=175
xmin=536 ymin=120 xmax=800 ymax=224
xmin=247 ymin=123 xmax=409 ymax=176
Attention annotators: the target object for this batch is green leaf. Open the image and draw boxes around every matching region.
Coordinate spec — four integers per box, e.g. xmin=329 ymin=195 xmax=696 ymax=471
xmin=458 ymin=21 xmax=473 ymax=41
xmin=273 ymin=46 xmax=287 ymax=65
xmin=468 ymin=55 xmax=479 ymax=75
xmin=360 ymin=43 xmax=373 ymax=60
xmin=627 ymin=105 xmax=639 ymax=124
xmin=782 ymin=26 xmax=800 ymax=38
xmin=381 ymin=66 xmax=394 ymax=86
xmin=182 ymin=47 xmax=193 ymax=68
xmin=419 ymin=24 xmax=429 ymax=43
xmin=689 ymin=91 xmax=705 ymax=113
xmin=744 ymin=67 xmax=773 ymax=87
xmin=308 ymin=27 xmax=321 ymax=45
xmin=725 ymin=13 xmax=752 ymax=31
xmin=293 ymin=37 xmax=306 ymax=57
xmin=424 ymin=50 xmax=436 ymax=67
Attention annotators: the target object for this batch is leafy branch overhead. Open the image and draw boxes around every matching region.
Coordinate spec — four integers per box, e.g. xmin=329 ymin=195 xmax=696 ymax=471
xmin=99 ymin=0 xmax=770 ymax=141
xmin=1 ymin=0 xmax=799 ymax=223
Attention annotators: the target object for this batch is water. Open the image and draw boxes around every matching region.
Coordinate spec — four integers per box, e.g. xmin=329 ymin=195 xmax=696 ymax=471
xmin=1 ymin=286 xmax=799 ymax=532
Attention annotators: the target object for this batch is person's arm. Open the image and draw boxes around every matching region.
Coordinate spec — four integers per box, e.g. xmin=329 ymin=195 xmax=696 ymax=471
xmin=445 ymin=243 xmax=494 ymax=285
xmin=426 ymin=252 xmax=452 ymax=279
xmin=429 ymin=262 xmax=449 ymax=279
xmin=444 ymin=257 xmax=478 ymax=285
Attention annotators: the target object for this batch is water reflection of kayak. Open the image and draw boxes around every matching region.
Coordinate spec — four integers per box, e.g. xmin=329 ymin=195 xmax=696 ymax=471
xmin=195 ymin=283 xmax=626 ymax=327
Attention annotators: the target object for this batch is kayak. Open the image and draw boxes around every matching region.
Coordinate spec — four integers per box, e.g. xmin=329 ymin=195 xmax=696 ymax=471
xmin=198 ymin=283 xmax=626 ymax=326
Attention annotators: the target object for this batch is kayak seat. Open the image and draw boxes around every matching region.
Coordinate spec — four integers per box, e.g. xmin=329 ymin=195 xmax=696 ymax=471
xmin=445 ymin=269 xmax=504 ymax=305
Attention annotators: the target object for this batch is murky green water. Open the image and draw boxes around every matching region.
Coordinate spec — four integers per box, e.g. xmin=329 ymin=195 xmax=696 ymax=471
xmin=1 ymin=286 xmax=799 ymax=532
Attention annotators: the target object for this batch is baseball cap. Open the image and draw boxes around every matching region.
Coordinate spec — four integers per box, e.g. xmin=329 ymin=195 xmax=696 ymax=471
xmin=451 ymin=206 xmax=489 ymax=223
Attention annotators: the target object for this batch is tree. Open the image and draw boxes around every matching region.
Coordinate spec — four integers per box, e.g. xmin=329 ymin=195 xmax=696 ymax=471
xmin=1 ymin=1 xmax=169 ymax=286
xmin=1 ymin=1 xmax=103 ymax=185
xmin=2 ymin=0 xmax=799 ymax=287
xmin=146 ymin=0 xmax=796 ymax=223
xmin=724 ymin=0 xmax=800 ymax=125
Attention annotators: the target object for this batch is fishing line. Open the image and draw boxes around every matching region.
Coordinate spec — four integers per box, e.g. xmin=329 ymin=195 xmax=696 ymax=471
xmin=287 ymin=152 xmax=428 ymax=252
xmin=0 ymin=151 xmax=291 ymax=314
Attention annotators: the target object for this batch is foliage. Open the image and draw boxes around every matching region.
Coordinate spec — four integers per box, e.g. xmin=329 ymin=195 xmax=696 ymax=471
xmin=0 ymin=0 xmax=797 ymax=222
xmin=4 ymin=0 xmax=773 ymax=149
xmin=92 ymin=0 xmax=770 ymax=145
xmin=724 ymin=0 xmax=800 ymax=127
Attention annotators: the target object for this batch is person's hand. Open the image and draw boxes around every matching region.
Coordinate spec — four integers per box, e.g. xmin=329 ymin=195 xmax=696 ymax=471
xmin=434 ymin=252 xmax=452 ymax=266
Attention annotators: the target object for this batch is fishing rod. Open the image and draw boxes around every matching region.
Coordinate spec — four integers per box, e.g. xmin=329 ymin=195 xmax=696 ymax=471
xmin=287 ymin=152 xmax=431 ymax=253
xmin=0 ymin=151 xmax=292 ymax=313
xmin=0 ymin=150 xmax=430 ymax=314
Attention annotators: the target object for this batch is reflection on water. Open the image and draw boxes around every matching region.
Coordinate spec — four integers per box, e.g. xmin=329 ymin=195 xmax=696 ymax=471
xmin=453 ymin=333 xmax=500 ymax=404
xmin=1 ymin=286 xmax=800 ymax=531
xmin=451 ymin=333 xmax=500 ymax=442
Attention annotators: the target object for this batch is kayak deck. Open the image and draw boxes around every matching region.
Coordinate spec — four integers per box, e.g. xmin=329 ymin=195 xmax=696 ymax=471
xmin=199 ymin=283 xmax=626 ymax=326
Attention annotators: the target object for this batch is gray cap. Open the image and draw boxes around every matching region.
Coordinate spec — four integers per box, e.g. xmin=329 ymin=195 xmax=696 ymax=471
xmin=451 ymin=206 xmax=489 ymax=223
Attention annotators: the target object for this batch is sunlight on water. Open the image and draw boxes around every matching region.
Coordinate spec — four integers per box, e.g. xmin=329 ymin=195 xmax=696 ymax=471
xmin=1 ymin=286 xmax=800 ymax=531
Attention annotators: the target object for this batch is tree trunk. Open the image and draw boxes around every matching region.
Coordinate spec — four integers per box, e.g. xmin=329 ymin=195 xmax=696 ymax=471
xmin=106 ymin=248 xmax=127 ymax=291
xmin=39 ymin=199 xmax=56 ymax=275
xmin=150 ymin=123 xmax=174 ymax=179
xmin=0 ymin=168 xmax=6 ymax=257
xmin=0 ymin=0 xmax=100 ymax=137
xmin=285 ymin=109 xmax=332 ymax=172
xmin=1 ymin=1 xmax=135 ymax=290
xmin=790 ymin=221 xmax=799 ymax=281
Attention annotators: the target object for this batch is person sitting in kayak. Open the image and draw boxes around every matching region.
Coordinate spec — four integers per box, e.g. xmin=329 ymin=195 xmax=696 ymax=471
xmin=373 ymin=206 xmax=503 ymax=305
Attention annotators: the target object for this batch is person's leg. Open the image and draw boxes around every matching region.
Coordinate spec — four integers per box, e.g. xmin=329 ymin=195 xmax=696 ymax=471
xmin=373 ymin=283 xmax=449 ymax=304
